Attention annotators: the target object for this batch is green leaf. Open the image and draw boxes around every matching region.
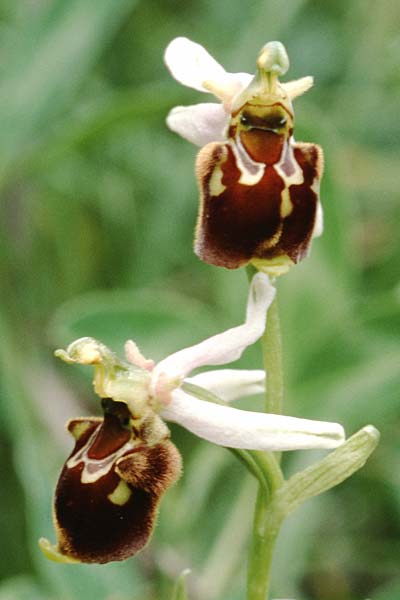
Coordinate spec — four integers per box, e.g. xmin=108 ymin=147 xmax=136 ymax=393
xmin=277 ymin=426 xmax=380 ymax=515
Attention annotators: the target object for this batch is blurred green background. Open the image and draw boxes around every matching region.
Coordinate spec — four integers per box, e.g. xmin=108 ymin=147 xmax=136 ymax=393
xmin=0 ymin=1 xmax=399 ymax=599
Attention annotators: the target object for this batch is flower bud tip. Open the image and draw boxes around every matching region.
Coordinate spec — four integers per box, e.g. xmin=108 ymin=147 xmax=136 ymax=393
xmin=362 ymin=424 xmax=380 ymax=440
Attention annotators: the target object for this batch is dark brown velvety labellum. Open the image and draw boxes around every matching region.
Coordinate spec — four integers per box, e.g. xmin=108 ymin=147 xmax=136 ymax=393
xmin=194 ymin=130 xmax=323 ymax=270
xmin=53 ymin=400 xmax=181 ymax=563
xmin=278 ymin=143 xmax=322 ymax=262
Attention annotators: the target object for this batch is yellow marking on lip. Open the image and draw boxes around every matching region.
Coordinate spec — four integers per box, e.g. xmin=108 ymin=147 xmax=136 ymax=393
xmin=280 ymin=187 xmax=293 ymax=218
xmin=38 ymin=538 xmax=79 ymax=564
xmin=255 ymin=223 xmax=283 ymax=253
xmin=209 ymin=165 xmax=226 ymax=197
xmin=68 ymin=420 xmax=95 ymax=441
xmin=108 ymin=479 xmax=132 ymax=506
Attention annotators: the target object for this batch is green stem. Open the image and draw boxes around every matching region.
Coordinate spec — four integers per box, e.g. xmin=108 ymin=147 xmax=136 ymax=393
xmin=246 ymin=283 xmax=285 ymax=600
xmin=228 ymin=449 xmax=272 ymax=496
xmin=250 ymin=451 xmax=284 ymax=491
xmin=246 ymin=489 xmax=284 ymax=600
xmin=261 ymin=294 xmax=283 ymax=415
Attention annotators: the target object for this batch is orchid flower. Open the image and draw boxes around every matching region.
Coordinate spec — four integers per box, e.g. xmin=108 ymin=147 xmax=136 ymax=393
xmin=165 ymin=38 xmax=324 ymax=275
xmin=39 ymin=274 xmax=344 ymax=565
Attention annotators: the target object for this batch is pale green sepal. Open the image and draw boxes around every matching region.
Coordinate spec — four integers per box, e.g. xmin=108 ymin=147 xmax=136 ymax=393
xmin=277 ymin=425 xmax=380 ymax=515
xmin=55 ymin=337 xmax=151 ymax=414
xmin=38 ymin=538 xmax=79 ymax=564
xmin=171 ymin=569 xmax=191 ymax=600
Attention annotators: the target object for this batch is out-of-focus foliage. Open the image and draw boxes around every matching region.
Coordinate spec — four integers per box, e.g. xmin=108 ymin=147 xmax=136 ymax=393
xmin=0 ymin=1 xmax=399 ymax=599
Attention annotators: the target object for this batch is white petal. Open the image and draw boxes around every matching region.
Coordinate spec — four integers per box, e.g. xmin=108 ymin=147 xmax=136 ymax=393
xmin=155 ymin=273 xmax=275 ymax=380
xmin=162 ymin=390 xmax=345 ymax=451
xmin=165 ymin=37 xmax=227 ymax=93
xmin=186 ymin=369 xmax=265 ymax=402
xmin=166 ymin=103 xmax=228 ymax=146
xmin=164 ymin=37 xmax=252 ymax=104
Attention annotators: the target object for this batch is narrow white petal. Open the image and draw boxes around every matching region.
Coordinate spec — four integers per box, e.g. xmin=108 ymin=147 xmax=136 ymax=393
xmin=186 ymin=369 xmax=265 ymax=402
xmin=281 ymin=76 xmax=314 ymax=100
xmin=162 ymin=390 xmax=345 ymax=451
xmin=164 ymin=37 xmax=227 ymax=93
xmin=166 ymin=103 xmax=228 ymax=146
xmin=164 ymin=37 xmax=252 ymax=105
xmin=155 ymin=273 xmax=275 ymax=380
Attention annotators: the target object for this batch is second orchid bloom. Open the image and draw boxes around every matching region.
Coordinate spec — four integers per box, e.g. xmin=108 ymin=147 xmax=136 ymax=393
xmin=40 ymin=274 xmax=344 ymax=565
xmin=165 ymin=37 xmax=324 ymax=275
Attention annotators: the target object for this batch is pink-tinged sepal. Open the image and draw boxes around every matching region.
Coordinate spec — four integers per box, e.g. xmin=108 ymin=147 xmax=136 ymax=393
xmin=43 ymin=399 xmax=181 ymax=564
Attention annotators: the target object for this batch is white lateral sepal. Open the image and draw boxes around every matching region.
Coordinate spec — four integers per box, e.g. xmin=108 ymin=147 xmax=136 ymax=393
xmin=186 ymin=369 xmax=265 ymax=402
xmin=161 ymin=390 xmax=345 ymax=451
xmin=166 ymin=103 xmax=228 ymax=146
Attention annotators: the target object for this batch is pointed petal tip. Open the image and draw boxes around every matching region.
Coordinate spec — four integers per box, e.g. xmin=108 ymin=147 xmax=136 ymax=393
xmin=318 ymin=423 xmax=345 ymax=448
xmin=292 ymin=418 xmax=345 ymax=449
xmin=282 ymin=75 xmax=314 ymax=100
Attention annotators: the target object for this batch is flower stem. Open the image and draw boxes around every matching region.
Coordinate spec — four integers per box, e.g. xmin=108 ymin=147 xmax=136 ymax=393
xmin=246 ymin=489 xmax=284 ymax=600
xmin=246 ymin=283 xmax=285 ymax=600
xmin=261 ymin=294 xmax=283 ymax=415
